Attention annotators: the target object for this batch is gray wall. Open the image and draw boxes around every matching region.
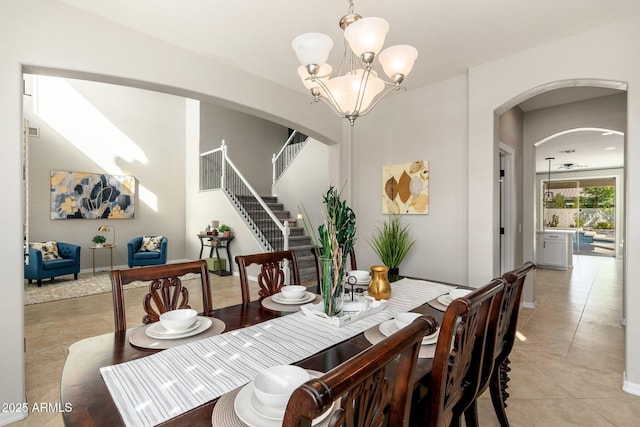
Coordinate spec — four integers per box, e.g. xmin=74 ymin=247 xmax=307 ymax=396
xmin=351 ymin=74 xmax=470 ymax=285
xmin=200 ymin=103 xmax=289 ymax=196
xmin=24 ymin=76 xmax=187 ymax=271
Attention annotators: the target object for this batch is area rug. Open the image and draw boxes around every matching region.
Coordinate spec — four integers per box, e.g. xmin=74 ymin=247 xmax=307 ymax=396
xmin=23 ymin=272 xmax=199 ymax=305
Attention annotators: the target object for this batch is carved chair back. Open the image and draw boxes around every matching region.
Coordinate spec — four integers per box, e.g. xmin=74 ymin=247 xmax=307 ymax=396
xmin=235 ymin=250 xmax=301 ymax=304
xmin=283 ymin=315 xmax=439 ymax=427
xmin=413 ymin=278 xmax=505 ymax=427
xmin=109 ymin=260 xmax=213 ymax=332
xmin=464 ymin=261 xmax=536 ymax=427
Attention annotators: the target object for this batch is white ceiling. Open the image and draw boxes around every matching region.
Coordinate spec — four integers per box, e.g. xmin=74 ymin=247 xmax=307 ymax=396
xmin=54 ymin=0 xmax=635 ymax=173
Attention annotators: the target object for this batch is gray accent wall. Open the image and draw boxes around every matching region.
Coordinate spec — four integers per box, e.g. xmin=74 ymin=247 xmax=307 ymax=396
xmin=200 ymin=103 xmax=289 ymax=196
xmin=24 ymin=76 xmax=188 ymax=271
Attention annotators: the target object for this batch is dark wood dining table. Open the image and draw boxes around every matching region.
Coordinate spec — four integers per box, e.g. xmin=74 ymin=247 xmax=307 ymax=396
xmin=61 ymin=289 xmax=448 ymax=426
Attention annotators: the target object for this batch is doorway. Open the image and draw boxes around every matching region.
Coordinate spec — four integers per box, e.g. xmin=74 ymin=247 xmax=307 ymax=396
xmin=499 ymin=143 xmax=516 ymax=274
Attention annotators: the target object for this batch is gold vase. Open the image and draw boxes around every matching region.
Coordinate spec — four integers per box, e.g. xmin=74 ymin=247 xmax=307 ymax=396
xmin=368 ymin=265 xmax=392 ymax=300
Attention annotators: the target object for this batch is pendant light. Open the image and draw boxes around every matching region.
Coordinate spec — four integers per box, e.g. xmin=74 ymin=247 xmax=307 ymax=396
xmin=543 ymin=157 xmax=554 ymax=207
xmin=292 ymin=0 xmax=418 ymax=125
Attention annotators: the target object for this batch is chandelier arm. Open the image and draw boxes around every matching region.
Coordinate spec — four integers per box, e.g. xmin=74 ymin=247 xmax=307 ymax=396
xmin=316 ymin=96 xmax=348 ymax=119
xmin=352 ymin=67 xmax=372 ymax=114
xmin=357 ymin=85 xmax=398 ymax=117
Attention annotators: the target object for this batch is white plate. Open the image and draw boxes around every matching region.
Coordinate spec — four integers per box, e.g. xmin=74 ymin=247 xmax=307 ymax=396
xmin=271 ymin=291 xmax=316 ymax=305
xmin=436 ymin=294 xmax=454 ymax=307
xmin=151 ymin=319 xmax=201 ymax=336
xmin=234 ymin=380 xmax=335 ymax=426
xmin=379 ymin=319 xmax=399 ymax=337
xmin=422 ymin=328 xmax=440 ymax=345
xmin=145 ymin=316 xmax=212 ymax=340
xmin=380 ymin=319 xmax=440 ymax=345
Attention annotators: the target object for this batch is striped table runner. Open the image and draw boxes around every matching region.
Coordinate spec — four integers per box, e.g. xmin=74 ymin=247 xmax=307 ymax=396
xmin=100 ymin=278 xmax=454 ymax=426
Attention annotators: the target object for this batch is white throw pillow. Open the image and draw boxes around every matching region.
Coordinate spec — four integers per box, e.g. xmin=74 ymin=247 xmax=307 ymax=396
xmin=139 ymin=236 xmax=163 ymax=252
xmin=30 ymin=241 xmax=61 ymax=261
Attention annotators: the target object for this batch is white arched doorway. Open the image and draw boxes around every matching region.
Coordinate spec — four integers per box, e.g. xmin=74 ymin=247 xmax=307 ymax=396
xmin=495 ymin=79 xmax=627 ymax=308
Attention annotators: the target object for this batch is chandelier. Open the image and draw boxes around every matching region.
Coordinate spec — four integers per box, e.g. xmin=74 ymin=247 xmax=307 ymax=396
xmin=292 ymin=0 xmax=418 ymax=125
xmin=544 ymin=157 xmax=555 ymax=207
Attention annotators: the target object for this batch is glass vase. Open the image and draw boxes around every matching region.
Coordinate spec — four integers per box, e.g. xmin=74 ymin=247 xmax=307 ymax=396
xmin=319 ymin=256 xmax=345 ymax=317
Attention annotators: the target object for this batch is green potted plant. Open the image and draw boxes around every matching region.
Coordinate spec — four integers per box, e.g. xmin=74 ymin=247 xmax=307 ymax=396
xmin=218 ymin=224 xmax=232 ymax=237
xmin=92 ymin=234 xmax=107 ymax=247
xmin=369 ymin=214 xmax=415 ymax=277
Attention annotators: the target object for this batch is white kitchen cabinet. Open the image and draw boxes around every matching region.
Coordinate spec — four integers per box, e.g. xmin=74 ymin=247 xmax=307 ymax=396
xmin=536 ymin=230 xmax=575 ymax=270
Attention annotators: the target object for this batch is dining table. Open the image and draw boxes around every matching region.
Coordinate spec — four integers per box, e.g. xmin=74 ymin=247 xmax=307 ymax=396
xmin=60 ymin=277 xmax=459 ymax=427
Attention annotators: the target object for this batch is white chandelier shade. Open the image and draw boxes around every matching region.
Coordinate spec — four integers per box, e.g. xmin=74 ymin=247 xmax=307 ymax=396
xmin=291 ymin=1 xmax=418 ymax=125
xmin=324 ymin=69 xmax=385 ymax=114
xmin=343 ymin=17 xmax=389 ymax=58
xmin=291 ymin=33 xmax=334 ymax=66
xmin=378 ymin=45 xmax=419 ymax=80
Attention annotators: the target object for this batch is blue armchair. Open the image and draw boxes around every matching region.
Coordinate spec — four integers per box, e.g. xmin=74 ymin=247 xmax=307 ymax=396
xmin=25 ymin=241 xmax=81 ymax=287
xmin=127 ymin=236 xmax=168 ymax=267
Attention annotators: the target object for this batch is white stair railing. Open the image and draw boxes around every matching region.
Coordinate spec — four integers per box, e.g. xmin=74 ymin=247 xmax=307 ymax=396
xmin=272 ymin=130 xmax=308 ymax=190
xmin=200 ymin=140 xmax=289 ymax=251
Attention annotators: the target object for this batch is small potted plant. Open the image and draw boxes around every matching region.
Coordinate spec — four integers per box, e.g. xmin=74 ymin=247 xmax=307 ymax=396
xmin=218 ymin=224 xmax=232 ymax=237
xmin=369 ymin=214 xmax=415 ymax=278
xmin=92 ymin=234 xmax=107 ymax=248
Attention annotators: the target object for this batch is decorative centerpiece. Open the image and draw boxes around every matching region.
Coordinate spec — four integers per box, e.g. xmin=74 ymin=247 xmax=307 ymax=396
xmin=92 ymin=234 xmax=107 ymax=248
xmin=369 ymin=214 xmax=415 ymax=279
xmin=303 ymin=186 xmax=356 ymax=317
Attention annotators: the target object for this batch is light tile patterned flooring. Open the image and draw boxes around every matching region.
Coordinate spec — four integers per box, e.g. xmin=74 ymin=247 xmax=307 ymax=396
xmin=13 ymin=256 xmax=640 ymax=426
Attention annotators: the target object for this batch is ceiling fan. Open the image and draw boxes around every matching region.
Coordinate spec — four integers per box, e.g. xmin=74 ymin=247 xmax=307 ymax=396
xmin=557 ymin=162 xmax=588 ymax=170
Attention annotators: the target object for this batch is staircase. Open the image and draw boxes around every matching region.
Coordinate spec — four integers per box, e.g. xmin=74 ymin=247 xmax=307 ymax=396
xmin=201 ymin=139 xmax=318 ymax=283
xmin=235 ymin=195 xmax=317 ymax=283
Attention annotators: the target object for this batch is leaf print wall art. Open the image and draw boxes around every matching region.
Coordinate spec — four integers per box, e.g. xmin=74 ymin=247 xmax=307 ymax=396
xmin=382 ymin=161 xmax=429 ymax=214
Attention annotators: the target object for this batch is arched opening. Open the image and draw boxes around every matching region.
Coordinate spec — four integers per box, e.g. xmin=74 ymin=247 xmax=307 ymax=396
xmin=496 ymin=79 xmax=626 ymax=313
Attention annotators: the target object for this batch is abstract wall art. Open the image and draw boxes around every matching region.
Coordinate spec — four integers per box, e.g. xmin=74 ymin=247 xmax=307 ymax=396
xmin=382 ymin=160 xmax=429 ymax=214
xmin=50 ymin=171 xmax=136 ymax=219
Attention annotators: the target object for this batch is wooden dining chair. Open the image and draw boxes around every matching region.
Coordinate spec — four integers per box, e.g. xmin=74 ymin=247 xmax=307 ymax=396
xmin=310 ymin=247 xmax=358 ymax=294
xmin=283 ymin=315 xmax=439 ymax=427
xmin=464 ymin=261 xmax=537 ymax=427
xmin=235 ymin=250 xmax=301 ymax=304
xmin=109 ymin=259 xmax=213 ymax=332
xmin=410 ymin=278 xmax=506 ymax=427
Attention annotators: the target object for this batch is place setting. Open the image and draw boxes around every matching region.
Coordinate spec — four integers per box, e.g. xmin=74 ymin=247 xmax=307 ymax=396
xmin=211 ymin=364 xmax=338 ymax=427
xmin=427 ymin=288 xmax=473 ymax=311
xmin=261 ymin=285 xmax=321 ymax=312
xmin=129 ymin=308 xmax=226 ymax=349
xmin=364 ymin=312 xmax=441 ymax=358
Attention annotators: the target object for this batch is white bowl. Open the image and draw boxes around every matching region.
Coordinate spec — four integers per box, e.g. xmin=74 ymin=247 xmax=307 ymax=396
xmin=394 ymin=312 xmax=422 ymax=330
xmin=448 ymin=289 xmax=473 ymax=300
xmin=349 ymin=270 xmax=371 ymax=281
xmin=253 ymin=365 xmax=310 ymax=408
xmin=280 ymin=285 xmax=307 ymax=300
xmin=159 ymin=309 xmax=197 ymax=332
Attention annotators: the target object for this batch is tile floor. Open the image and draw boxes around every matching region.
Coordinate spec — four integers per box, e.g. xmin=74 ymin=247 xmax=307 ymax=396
xmin=12 ymin=256 xmax=640 ymax=426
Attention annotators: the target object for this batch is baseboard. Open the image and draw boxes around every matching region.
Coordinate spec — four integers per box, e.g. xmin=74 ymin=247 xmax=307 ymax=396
xmin=0 ymin=410 xmax=27 ymax=426
xmin=522 ymin=301 xmax=537 ymax=309
xmin=622 ymin=372 xmax=640 ymax=396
